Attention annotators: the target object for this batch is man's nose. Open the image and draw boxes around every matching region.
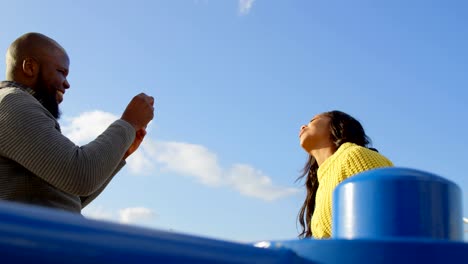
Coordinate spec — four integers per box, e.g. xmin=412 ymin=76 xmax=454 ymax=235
xmin=64 ymin=79 xmax=70 ymax=89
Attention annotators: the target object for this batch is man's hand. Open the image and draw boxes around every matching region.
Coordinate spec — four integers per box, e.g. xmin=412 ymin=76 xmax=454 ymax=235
xmin=121 ymin=93 xmax=154 ymax=131
xmin=123 ymin=128 xmax=147 ymax=160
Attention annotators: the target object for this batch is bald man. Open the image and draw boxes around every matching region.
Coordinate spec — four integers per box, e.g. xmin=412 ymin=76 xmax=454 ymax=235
xmin=0 ymin=32 xmax=155 ymax=213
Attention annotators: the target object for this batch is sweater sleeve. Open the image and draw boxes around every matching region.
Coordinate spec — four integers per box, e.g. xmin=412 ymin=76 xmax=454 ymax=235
xmin=80 ymin=160 xmax=126 ymax=208
xmin=0 ymin=90 xmax=135 ymax=196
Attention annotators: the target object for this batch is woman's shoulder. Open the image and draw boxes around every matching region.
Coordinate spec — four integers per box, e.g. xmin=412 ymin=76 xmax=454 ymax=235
xmin=341 ymin=142 xmax=378 ymax=155
xmin=339 ymin=142 xmax=366 ymax=155
xmin=341 ymin=142 xmax=393 ymax=166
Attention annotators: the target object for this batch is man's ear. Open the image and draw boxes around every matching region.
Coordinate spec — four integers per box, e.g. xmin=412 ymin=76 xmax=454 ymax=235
xmin=22 ymin=57 xmax=39 ymax=78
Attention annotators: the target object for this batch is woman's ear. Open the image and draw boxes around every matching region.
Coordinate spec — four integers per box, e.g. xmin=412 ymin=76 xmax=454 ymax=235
xmin=22 ymin=57 xmax=39 ymax=78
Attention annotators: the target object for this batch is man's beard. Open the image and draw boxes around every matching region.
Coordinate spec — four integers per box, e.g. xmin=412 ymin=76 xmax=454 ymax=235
xmin=34 ymin=73 xmax=61 ymax=119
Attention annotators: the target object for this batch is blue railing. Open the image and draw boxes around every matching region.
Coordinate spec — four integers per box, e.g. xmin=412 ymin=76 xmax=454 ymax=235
xmin=0 ymin=167 xmax=466 ymax=263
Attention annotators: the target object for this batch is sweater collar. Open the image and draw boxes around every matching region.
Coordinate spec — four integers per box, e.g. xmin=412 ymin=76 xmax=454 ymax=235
xmin=0 ymin=80 xmax=41 ymax=103
xmin=0 ymin=80 xmax=37 ymax=95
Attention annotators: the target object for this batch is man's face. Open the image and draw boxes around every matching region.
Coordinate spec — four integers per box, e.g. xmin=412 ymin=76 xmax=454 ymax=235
xmin=34 ymin=50 xmax=70 ymax=119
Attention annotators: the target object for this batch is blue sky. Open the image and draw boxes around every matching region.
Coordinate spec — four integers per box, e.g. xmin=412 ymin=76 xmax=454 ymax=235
xmin=1 ymin=0 xmax=467 ymax=241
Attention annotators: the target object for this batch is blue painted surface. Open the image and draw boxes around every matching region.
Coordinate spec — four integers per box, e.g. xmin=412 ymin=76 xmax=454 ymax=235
xmin=0 ymin=167 xmax=466 ymax=263
xmin=0 ymin=201 xmax=310 ymax=263
xmin=264 ymin=238 xmax=468 ymax=264
xmin=333 ymin=167 xmax=463 ymax=240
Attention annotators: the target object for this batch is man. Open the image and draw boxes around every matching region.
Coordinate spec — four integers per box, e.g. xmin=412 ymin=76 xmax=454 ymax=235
xmin=0 ymin=32 xmax=154 ymax=213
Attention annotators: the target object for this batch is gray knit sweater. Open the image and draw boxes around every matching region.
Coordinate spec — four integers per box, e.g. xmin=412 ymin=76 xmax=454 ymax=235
xmin=0 ymin=81 xmax=135 ymax=213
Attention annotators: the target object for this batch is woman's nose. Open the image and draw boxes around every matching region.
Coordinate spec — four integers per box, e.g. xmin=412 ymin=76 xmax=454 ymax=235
xmin=300 ymin=125 xmax=307 ymax=130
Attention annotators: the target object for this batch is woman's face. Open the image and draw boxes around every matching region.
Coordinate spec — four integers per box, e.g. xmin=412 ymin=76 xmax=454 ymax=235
xmin=299 ymin=114 xmax=333 ymax=152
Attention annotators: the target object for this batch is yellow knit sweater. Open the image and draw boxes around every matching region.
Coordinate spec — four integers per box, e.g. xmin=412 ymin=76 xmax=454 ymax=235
xmin=311 ymin=142 xmax=393 ymax=239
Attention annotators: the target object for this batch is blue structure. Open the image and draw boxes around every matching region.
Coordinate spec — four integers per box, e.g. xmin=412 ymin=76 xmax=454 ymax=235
xmin=262 ymin=168 xmax=468 ymax=263
xmin=333 ymin=167 xmax=463 ymax=240
xmin=0 ymin=167 xmax=466 ymax=263
xmin=0 ymin=201 xmax=309 ymax=263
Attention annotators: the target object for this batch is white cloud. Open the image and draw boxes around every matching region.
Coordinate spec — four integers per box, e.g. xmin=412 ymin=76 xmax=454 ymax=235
xmin=239 ymin=0 xmax=255 ymax=15
xmin=82 ymin=206 xmax=115 ymax=222
xmin=464 ymin=217 xmax=468 ymax=224
xmin=227 ymin=164 xmax=300 ymax=201
xmin=125 ymin=146 xmax=157 ymax=175
xmin=119 ymin=207 xmax=155 ymax=224
xmin=62 ymin=111 xmax=299 ymax=201
xmin=62 ymin=110 xmax=117 ymax=144
xmin=147 ymin=140 xmax=223 ymax=186
xmin=83 ymin=206 xmax=155 ymax=225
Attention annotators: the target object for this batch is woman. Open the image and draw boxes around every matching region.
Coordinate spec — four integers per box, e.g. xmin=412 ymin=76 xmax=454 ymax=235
xmin=297 ymin=110 xmax=393 ymax=239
